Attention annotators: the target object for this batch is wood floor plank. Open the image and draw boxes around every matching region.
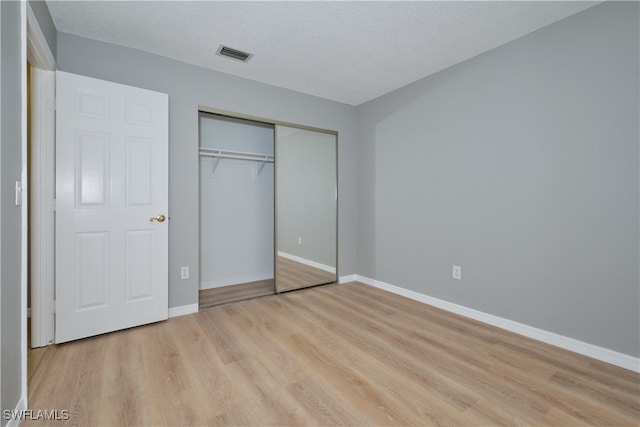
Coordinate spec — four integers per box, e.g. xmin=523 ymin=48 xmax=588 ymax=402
xmin=535 ymin=406 xmax=598 ymax=427
xmin=276 ymin=304 xmax=476 ymax=425
xmin=288 ymin=375 xmax=372 ymax=426
xmin=26 ymin=282 xmax=639 ymax=426
xmin=291 ymin=287 xmax=485 ymax=412
xmin=217 ymin=302 xmax=308 ymax=387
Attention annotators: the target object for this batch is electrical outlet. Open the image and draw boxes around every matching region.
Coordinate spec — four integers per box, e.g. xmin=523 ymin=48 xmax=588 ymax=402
xmin=298 ymin=236 xmax=302 ymax=245
xmin=452 ymin=265 xmax=462 ymax=280
xmin=180 ymin=266 xmax=190 ymax=280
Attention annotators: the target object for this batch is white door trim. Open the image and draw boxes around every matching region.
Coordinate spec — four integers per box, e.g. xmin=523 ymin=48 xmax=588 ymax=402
xmin=20 ymin=0 xmax=29 ymax=414
xmin=29 ymin=68 xmax=55 ymax=348
xmin=27 ymin=1 xmax=56 ymax=349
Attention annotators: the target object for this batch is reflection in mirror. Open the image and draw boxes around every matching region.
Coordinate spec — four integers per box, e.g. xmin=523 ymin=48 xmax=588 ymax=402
xmin=275 ymin=125 xmax=337 ymax=292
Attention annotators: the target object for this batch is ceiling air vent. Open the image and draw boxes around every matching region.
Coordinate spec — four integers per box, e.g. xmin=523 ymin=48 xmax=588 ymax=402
xmin=217 ymin=45 xmax=253 ymax=63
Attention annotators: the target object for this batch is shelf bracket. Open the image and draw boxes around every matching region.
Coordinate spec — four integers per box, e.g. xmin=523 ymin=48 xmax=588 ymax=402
xmin=209 ymin=157 xmax=220 ymax=177
xmin=255 ymin=161 xmax=267 ymax=179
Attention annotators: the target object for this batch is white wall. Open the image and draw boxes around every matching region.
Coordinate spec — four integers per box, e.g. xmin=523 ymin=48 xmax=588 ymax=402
xmin=199 ymin=114 xmax=274 ymax=289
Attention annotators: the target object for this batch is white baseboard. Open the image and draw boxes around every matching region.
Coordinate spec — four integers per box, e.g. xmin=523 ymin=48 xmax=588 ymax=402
xmin=354 ymin=275 xmax=640 ymax=373
xmin=278 ymin=251 xmax=336 ymax=274
xmin=168 ymin=303 xmax=199 ymax=318
xmin=200 ymin=272 xmax=273 ymax=290
xmin=339 ymin=274 xmax=357 ymax=284
xmin=5 ymin=396 xmax=27 ymax=427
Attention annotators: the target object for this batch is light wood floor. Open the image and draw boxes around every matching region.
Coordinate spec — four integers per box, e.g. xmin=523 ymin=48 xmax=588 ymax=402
xmin=199 ymin=279 xmax=275 ymax=309
xmin=276 ymin=256 xmax=336 ymax=292
xmin=27 ymin=282 xmax=639 ymax=426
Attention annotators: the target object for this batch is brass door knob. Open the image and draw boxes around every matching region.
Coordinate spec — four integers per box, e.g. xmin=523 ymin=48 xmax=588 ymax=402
xmin=150 ymin=214 xmax=166 ymax=223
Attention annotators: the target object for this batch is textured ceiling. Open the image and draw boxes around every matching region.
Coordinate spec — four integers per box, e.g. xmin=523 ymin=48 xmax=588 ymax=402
xmin=46 ymin=1 xmax=599 ymax=106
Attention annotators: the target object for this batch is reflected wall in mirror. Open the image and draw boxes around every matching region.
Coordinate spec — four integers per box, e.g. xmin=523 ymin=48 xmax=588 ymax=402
xmin=275 ymin=125 xmax=337 ymax=292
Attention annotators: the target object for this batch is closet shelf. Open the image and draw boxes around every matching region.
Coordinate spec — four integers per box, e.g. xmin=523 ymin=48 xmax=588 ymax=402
xmin=199 ymin=147 xmax=274 ymax=177
xmin=199 ymin=147 xmax=274 ymax=162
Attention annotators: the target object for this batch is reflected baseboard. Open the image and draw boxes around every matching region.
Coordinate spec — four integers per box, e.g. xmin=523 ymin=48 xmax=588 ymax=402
xmin=277 ymin=251 xmax=336 ymax=274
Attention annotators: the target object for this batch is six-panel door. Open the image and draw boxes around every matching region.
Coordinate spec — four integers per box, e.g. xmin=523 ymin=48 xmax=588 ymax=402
xmin=55 ymin=71 xmax=169 ymax=343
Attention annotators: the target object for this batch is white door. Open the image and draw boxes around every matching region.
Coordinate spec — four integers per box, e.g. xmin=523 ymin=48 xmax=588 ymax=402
xmin=55 ymin=71 xmax=169 ymax=343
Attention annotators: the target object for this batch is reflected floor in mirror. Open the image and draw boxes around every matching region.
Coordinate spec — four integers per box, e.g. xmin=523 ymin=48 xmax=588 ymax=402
xmin=199 ymin=279 xmax=275 ymax=309
xmin=276 ymin=256 xmax=336 ymax=292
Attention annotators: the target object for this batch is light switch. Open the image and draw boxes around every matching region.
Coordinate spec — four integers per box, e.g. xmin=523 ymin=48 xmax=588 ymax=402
xmin=14 ymin=181 xmax=23 ymax=206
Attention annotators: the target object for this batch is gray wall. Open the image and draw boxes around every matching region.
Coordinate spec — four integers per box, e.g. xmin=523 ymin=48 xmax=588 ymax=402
xmin=356 ymin=1 xmax=639 ymax=357
xmin=1 ymin=1 xmax=24 ymax=422
xmin=57 ymin=32 xmax=358 ymax=309
xmin=28 ymin=1 xmax=56 ymax=59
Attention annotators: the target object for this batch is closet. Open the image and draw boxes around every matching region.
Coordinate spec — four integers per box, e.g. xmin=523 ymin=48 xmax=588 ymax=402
xmin=198 ymin=111 xmax=338 ymax=307
xmin=199 ymin=113 xmax=275 ymax=307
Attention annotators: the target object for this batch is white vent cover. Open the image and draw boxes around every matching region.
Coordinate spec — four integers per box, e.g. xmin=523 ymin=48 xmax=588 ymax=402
xmin=216 ymin=45 xmax=253 ymax=63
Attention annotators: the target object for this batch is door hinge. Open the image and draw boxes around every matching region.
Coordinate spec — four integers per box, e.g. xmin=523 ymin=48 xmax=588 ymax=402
xmin=48 ymin=97 xmax=56 ymax=111
xmin=52 ymin=198 xmax=56 ymax=211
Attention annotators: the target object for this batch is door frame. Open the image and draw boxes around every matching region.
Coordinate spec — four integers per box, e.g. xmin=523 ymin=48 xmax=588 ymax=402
xmin=27 ymin=2 xmax=56 ymax=349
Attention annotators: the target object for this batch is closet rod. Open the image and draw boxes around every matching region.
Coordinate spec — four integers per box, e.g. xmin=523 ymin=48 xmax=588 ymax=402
xmin=199 ymin=148 xmax=274 ymax=163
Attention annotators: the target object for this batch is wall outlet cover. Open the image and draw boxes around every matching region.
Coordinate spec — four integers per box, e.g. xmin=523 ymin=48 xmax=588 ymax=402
xmin=452 ymin=265 xmax=462 ymax=280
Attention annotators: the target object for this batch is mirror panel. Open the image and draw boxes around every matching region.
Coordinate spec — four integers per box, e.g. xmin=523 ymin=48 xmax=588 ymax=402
xmin=275 ymin=125 xmax=337 ymax=292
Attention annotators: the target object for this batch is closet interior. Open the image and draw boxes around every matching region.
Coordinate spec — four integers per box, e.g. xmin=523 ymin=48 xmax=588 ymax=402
xmin=199 ymin=113 xmax=275 ymax=307
xmin=198 ymin=111 xmax=338 ymax=308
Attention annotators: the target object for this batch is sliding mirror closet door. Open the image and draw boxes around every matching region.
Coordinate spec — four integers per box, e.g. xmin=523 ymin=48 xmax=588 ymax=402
xmin=275 ymin=125 xmax=337 ymax=292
